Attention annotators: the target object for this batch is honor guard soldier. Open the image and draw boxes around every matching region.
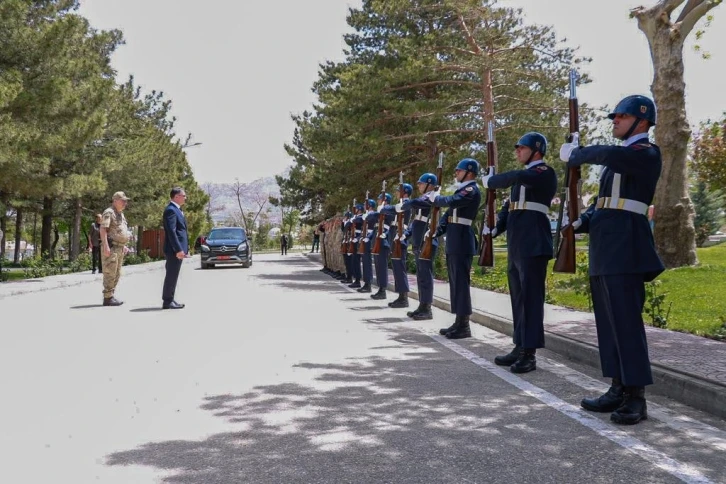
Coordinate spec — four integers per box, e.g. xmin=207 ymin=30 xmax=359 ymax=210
xmin=401 ymin=173 xmax=439 ymax=319
xmin=357 ymin=199 xmax=377 ymax=293
xmin=384 ymin=183 xmax=414 ymax=308
xmin=341 ymin=210 xmax=354 ymax=284
xmin=371 ymin=192 xmax=394 ymax=300
xmin=427 ymin=159 xmax=482 ymax=338
xmin=482 ymin=132 xmax=557 ymax=373
xmin=559 ymin=95 xmax=664 ymax=425
xmin=348 ymin=203 xmax=365 ymax=288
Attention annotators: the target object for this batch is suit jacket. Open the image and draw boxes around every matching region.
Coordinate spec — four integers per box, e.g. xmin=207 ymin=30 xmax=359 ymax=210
xmin=163 ymin=202 xmax=189 ymax=256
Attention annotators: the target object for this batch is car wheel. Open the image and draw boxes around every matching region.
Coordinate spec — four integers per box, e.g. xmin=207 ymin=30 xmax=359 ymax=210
xmin=201 ymin=263 xmax=208 ymax=270
xmin=242 ymin=261 xmax=251 ymax=268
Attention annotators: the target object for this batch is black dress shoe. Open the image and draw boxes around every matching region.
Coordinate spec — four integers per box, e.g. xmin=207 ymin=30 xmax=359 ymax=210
xmin=610 ymin=387 xmax=648 ymax=425
xmin=406 ymin=304 xmax=422 ymax=318
xmin=370 ymin=288 xmax=387 ymax=300
xmin=510 ymin=351 xmax=536 ymax=373
xmin=439 ymin=314 xmax=461 ymax=335
xmin=388 ymin=295 xmax=409 ymax=308
xmin=348 ymin=280 xmax=361 ymax=288
xmin=357 ymin=283 xmax=372 ymax=293
xmin=494 ymin=346 xmax=521 ymax=366
xmin=162 ymin=301 xmax=185 ymax=309
xmin=103 ymin=297 xmax=123 ymax=307
xmin=581 ymin=378 xmax=625 ymax=413
xmin=445 ymin=316 xmax=471 ymax=339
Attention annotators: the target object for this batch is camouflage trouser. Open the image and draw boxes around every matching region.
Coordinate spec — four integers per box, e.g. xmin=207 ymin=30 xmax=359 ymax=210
xmin=101 ymin=246 xmax=125 ymax=298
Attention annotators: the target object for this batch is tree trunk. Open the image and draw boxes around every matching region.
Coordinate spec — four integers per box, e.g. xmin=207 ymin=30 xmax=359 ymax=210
xmin=51 ymin=224 xmax=59 ymax=260
xmin=136 ymin=225 xmax=144 ymax=255
xmin=0 ymin=213 xmax=5 ymax=259
xmin=70 ymin=198 xmax=82 ymax=261
xmin=41 ymin=197 xmax=53 ymax=258
xmin=13 ymin=208 xmax=23 ymax=264
xmin=32 ymin=210 xmax=38 ymax=258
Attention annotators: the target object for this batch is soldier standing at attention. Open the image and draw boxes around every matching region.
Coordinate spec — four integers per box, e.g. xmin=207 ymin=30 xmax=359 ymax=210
xmin=357 ymin=199 xmax=377 ymax=294
xmin=347 ymin=203 xmax=365 ymax=289
xmin=384 ymin=183 xmax=413 ymax=308
xmin=341 ymin=211 xmax=354 ymax=284
xmin=99 ymin=192 xmax=131 ymax=306
xmin=482 ymin=132 xmax=557 ymax=373
xmin=559 ymin=95 xmax=664 ymax=425
xmin=371 ymin=192 xmax=394 ymax=301
xmin=427 ymin=159 xmax=482 ymax=339
xmin=399 ymin=173 xmax=438 ymax=319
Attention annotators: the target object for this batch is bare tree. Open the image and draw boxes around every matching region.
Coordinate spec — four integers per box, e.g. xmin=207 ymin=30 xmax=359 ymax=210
xmin=630 ymin=0 xmax=722 ymax=268
xmin=201 ymin=182 xmax=227 ymax=224
xmin=230 ymin=178 xmax=270 ymax=232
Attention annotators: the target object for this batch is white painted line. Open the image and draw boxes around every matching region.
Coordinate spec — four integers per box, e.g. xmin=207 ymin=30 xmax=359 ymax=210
xmin=431 ymin=333 xmax=714 ymax=484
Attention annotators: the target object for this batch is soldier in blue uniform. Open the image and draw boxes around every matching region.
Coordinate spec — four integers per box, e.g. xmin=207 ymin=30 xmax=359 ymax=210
xmin=341 ymin=210 xmax=354 ymax=284
xmin=482 ymin=132 xmax=557 ymax=373
xmin=347 ymin=204 xmax=365 ymax=289
xmin=559 ymin=95 xmax=664 ymax=425
xmin=381 ymin=183 xmax=414 ymax=308
xmin=400 ymin=173 xmax=439 ymax=320
xmin=357 ymin=199 xmax=377 ymax=293
xmin=427 ymin=159 xmax=482 ymax=339
xmin=371 ymin=193 xmax=395 ymax=300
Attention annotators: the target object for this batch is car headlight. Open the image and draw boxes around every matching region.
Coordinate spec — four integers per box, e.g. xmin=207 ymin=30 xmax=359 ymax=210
xmin=237 ymin=242 xmax=248 ymax=251
xmin=201 ymin=244 xmax=210 ymax=252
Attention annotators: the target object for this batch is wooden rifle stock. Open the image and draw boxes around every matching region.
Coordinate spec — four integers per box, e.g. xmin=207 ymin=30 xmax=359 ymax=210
xmin=478 ymin=122 xmax=497 ymax=267
xmin=340 ymin=204 xmax=351 ymax=254
xmin=420 ymin=153 xmax=444 ymax=261
xmin=371 ymin=181 xmax=387 ymax=255
xmin=392 ymin=172 xmax=404 ymax=260
xmin=554 ymin=69 xmax=581 ymax=274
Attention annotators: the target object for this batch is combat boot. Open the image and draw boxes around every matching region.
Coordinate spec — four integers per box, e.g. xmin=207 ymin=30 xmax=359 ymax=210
xmin=581 ymin=378 xmax=625 ymax=412
xmin=412 ymin=303 xmax=433 ymax=320
xmin=341 ymin=275 xmax=353 ymax=284
xmin=371 ymin=288 xmax=387 ymax=300
xmin=439 ymin=314 xmax=461 ymax=335
xmin=388 ymin=294 xmax=409 ymax=308
xmin=348 ymin=279 xmax=361 ymax=288
xmin=357 ymin=283 xmax=372 ymax=293
xmin=610 ymin=387 xmax=647 ymax=425
xmin=510 ymin=349 xmax=536 ymax=373
xmin=103 ymin=297 xmax=123 ymax=307
xmin=407 ymin=303 xmax=423 ymax=318
xmin=445 ymin=316 xmax=471 ymax=339
xmin=494 ymin=346 xmax=521 ymax=366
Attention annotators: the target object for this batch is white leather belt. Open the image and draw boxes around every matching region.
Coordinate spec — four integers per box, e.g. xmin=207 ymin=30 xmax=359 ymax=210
xmin=383 ymin=224 xmax=390 ymax=230
xmin=596 ymin=197 xmax=649 ymax=215
xmin=450 ymin=216 xmax=473 ymax=226
xmin=414 ymin=215 xmax=428 ymax=222
xmin=511 ymin=201 xmax=549 ymax=215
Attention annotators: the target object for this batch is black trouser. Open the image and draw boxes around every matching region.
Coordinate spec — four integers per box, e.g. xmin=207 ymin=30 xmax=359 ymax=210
xmin=311 ymin=237 xmax=320 ymax=252
xmin=281 ymin=244 xmax=288 ymax=255
xmin=162 ymin=254 xmax=183 ymax=304
xmin=446 ymin=253 xmax=473 ymax=317
xmin=91 ymin=246 xmax=102 ymax=272
xmin=508 ymin=255 xmax=548 ymax=349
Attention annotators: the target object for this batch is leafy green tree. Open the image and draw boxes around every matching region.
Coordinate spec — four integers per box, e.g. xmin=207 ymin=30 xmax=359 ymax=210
xmin=692 ymin=114 xmax=726 ymax=191
xmin=690 ymin=180 xmax=724 ymax=247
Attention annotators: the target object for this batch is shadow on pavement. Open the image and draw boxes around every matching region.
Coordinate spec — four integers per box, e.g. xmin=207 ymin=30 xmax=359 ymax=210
xmin=129 ymin=307 xmax=164 ymax=313
xmin=70 ymin=304 xmax=104 ymax=309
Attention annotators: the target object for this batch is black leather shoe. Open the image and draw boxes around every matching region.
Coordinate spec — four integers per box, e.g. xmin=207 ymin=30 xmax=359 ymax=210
xmin=510 ymin=351 xmax=536 ymax=373
xmin=103 ymin=297 xmax=123 ymax=307
xmin=162 ymin=301 xmax=185 ymax=310
xmin=581 ymin=378 xmax=625 ymax=413
xmin=406 ymin=304 xmax=422 ymax=318
xmin=388 ymin=295 xmax=409 ymax=308
xmin=341 ymin=277 xmax=353 ymax=284
xmin=348 ymin=280 xmax=361 ymax=288
xmin=370 ymin=288 xmax=387 ymax=300
xmin=445 ymin=316 xmax=471 ymax=339
xmin=494 ymin=346 xmax=522 ymax=366
xmin=439 ymin=314 xmax=461 ymax=335
xmin=412 ymin=303 xmax=433 ymax=320
xmin=610 ymin=387 xmax=647 ymax=425
xmin=357 ymin=283 xmax=372 ymax=293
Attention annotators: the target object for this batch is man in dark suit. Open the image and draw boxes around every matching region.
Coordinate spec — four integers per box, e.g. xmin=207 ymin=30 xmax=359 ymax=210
xmin=162 ymin=187 xmax=189 ymax=309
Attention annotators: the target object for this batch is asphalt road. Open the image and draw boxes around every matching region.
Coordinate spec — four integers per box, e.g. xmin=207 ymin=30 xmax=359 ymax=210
xmin=1 ymin=254 xmax=724 ymax=484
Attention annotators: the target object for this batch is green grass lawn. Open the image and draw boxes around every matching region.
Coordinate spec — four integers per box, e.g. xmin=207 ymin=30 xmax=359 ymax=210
xmin=471 ymin=242 xmax=726 ymax=338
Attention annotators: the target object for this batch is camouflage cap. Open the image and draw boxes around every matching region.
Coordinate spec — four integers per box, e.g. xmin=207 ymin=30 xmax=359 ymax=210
xmin=112 ymin=191 xmax=130 ymax=201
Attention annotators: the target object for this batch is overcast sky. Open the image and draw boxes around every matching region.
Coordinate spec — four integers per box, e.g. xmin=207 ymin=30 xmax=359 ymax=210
xmin=77 ymin=0 xmax=725 ymax=185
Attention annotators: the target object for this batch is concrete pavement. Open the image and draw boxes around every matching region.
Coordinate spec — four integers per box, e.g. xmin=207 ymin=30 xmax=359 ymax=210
xmin=0 ymin=253 xmax=724 ymax=483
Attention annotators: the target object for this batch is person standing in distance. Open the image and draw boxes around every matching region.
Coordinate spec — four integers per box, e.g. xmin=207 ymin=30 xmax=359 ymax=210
xmin=88 ymin=213 xmax=103 ymax=274
xmin=100 ymin=192 xmax=131 ymax=306
xmin=162 ymin=187 xmax=189 ymax=310
xmin=280 ymin=234 xmax=288 ymax=255
xmin=482 ymin=132 xmax=557 ymax=373
xmin=559 ymin=95 xmax=664 ymax=425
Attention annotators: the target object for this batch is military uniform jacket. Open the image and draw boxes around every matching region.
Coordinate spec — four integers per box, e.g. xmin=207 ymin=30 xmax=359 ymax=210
xmin=381 ymin=202 xmax=412 ymax=247
xmin=569 ymin=136 xmax=665 ymax=281
xmin=352 ymin=214 xmax=364 ymax=242
xmin=433 ymin=180 xmax=482 ymax=255
xmin=374 ymin=204 xmax=396 ymax=249
xmin=364 ymin=211 xmax=378 ymax=240
xmin=405 ymin=199 xmax=435 ymax=250
xmin=102 ymin=207 xmax=130 ymax=246
xmin=490 ymin=161 xmax=557 ymax=259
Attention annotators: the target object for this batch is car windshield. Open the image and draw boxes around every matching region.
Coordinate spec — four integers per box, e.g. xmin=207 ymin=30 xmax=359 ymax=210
xmin=209 ymin=228 xmax=246 ymax=240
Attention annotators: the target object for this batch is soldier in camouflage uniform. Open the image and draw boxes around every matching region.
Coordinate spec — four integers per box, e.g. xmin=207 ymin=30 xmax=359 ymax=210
xmin=100 ymin=191 xmax=131 ymax=306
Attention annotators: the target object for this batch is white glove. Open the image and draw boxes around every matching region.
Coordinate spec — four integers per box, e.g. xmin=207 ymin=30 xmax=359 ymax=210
xmin=352 ymin=238 xmax=358 ymax=243
xmin=481 ymin=166 xmax=495 ymax=188
xmin=394 ymin=233 xmax=400 ymax=241
xmin=378 ymin=232 xmax=386 ymax=239
xmin=395 ymin=202 xmax=404 ymax=213
xmin=559 ymin=133 xmax=580 ymax=162
xmin=425 ymin=189 xmax=439 ymax=203
xmin=366 ymin=230 xmax=373 ymax=238
xmin=481 ymin=225 xmax=491 ymax=236
xmin=423 ymin=229 xmax=431 ymax=239
xmin=571 ymin=219 xmax=582 ymax=230
xmin=400 ymin=233 xmax=407 ymax=242
xmin=363 ymin=237 xmax=369 ymax=243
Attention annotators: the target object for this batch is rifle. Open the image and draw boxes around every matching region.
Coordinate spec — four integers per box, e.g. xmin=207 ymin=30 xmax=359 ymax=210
xmin=391 ymin=171 xmax=405 ymax=260
xmin=358 ymin=190 xmax=370 ymax=253
xmin=340 ymin=204 xmax=350 ymax=254
xmin=420 ymin=152 xmax=444 ymax=261
xmin=478 ymin=121 xmax=497 ymax=267
xmin=553 ymin=69 xmax=581 ymax=274
xmin=347 ymin=198 xmax=357 ymax=254
xmin=371 ymin=180 xmax=388 ymax=255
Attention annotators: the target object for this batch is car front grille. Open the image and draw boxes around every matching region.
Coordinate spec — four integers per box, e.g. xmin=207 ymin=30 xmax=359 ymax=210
xmin=209 ymin=245 xmax=239 ymax=255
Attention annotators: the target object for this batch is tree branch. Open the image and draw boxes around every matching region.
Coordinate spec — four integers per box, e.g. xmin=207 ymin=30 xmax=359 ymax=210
xmin=678 ymin=0 xmax=722 ymax=38
xmin=657 ymin=0 xmax=687 ymax=15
